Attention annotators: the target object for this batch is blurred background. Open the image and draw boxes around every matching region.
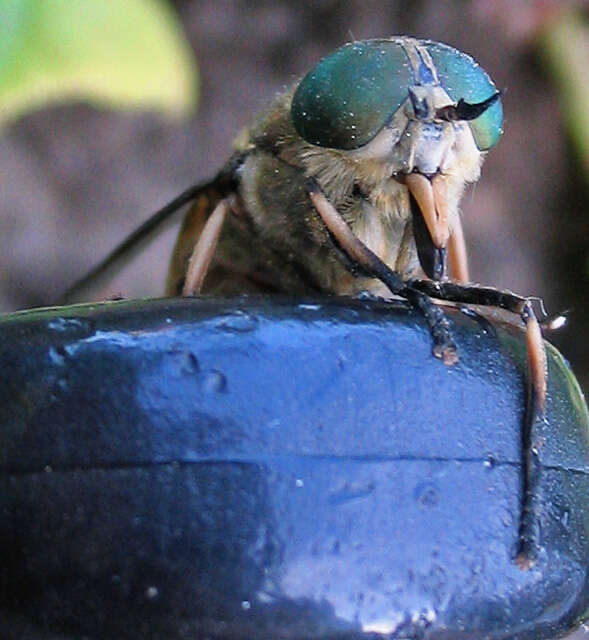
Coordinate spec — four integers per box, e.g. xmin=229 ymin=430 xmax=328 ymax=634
xmin=0 ymin=0 xmax=588 ymax=391
xmin=0 ymin=2 xmax=588 ymax=638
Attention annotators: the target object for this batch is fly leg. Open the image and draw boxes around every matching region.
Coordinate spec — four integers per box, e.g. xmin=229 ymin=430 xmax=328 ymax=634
xmin=306 ymin=179 xmax=458 ymax=365
xmin=182 ymin=198 xmax=232 ymax=295
xmin=408 ymin=278 xmax=547 ymax=568
xmin=307 ymin=178 xmax=547 ymax=569
xmin=307 ymin=178 xmax=547 ymax=412
xmin=407 ymin=279 xmax=547 ymax=413
xmin=448 ymin=214 xmax=469 ymax=283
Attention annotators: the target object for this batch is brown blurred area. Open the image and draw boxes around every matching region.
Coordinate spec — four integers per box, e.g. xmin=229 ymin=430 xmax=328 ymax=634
xmin=1 ymin=0 xmax=588 ymax=405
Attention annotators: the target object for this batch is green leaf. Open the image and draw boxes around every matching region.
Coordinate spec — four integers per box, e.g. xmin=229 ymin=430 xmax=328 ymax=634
xmin=539 ymin=11 xmax=589 ymax=180
xmin=0 ymin=0 xmax=198 ymax=126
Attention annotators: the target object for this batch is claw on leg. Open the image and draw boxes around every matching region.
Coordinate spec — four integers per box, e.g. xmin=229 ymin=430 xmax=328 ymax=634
xmin=406 ymin=279 xmax=548 ymax=417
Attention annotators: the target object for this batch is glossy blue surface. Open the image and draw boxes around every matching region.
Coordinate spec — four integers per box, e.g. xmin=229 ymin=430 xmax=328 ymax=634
xmin=0 ymin=297 xmax=587 ymax=639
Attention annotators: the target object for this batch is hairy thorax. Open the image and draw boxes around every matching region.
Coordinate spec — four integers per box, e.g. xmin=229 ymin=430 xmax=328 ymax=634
xmin=205 ymin=83 xmax=484 ymax=297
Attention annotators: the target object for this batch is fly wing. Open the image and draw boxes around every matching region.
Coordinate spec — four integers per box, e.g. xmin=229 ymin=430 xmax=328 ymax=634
xmin=61 ymin=158 xmax=242 ymax=304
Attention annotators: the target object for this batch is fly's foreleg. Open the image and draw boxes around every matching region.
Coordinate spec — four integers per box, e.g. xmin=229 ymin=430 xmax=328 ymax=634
xmin=306 ymin=178 xmax=458 ymax=365
xmin=307 ymin=179 xmax=549 ymax=568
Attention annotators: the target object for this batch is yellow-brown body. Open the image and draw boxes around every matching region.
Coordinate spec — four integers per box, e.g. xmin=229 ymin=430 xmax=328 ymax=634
xmin=167 ymin=84 xmax=483 ymax=297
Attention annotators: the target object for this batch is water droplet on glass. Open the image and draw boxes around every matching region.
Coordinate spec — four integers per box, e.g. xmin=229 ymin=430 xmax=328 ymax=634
xmin=47 ymin=317 xmax=88 ymax=332
xmin=182 ymin=352 xmax=199 ymax=374
xmin=414 ymin=481 xmax=438 ymax=507
xmin=145 ymin=586 xmax=159 ymax=600
xmin=48 ymin=346 xmax=66 ymax=366
xmin=216 ymin=312 xmax=258 ymax=333
xmin=203 ymin=370 xmax=227 ymax=393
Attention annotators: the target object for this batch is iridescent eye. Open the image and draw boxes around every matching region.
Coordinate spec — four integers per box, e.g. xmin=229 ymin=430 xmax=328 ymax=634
xmin=291 ymin=38 xmax=503 ymax=152
xmin=291 ymin=40 xmax=412 ymax=150
xmin=425 ymin=41 xmax=503 ymax=151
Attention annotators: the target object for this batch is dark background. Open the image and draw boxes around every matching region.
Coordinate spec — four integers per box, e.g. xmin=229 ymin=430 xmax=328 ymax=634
xmin=0 ymin=1 xmax=588 ymax=387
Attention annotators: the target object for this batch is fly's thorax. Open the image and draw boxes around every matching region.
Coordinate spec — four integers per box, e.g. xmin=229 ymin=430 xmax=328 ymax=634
xmin=246 ymin=86 xmax=304 ymax=162
xmin=237 ymin=151 xmax=310 ymax=238
xmin=234 ymin=135 xmax=415 ymax=295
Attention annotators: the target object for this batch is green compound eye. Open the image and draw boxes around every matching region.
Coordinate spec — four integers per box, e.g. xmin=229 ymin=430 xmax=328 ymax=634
xmin=291 ymin=40 xmax=412 ymax=150
xmin=291 ymin=38 xmax=503 ymax=152
xmin=424 ymin=41 xmax=503 ymax=151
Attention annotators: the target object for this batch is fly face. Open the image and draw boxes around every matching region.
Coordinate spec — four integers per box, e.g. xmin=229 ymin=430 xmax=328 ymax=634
xmin=347 ymin=82 xmax=485 ymax=281
xmin=292 ymin=36 xmax=503 ymax=282
xmin=354 ymin=84 xmax=479 ymax=177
